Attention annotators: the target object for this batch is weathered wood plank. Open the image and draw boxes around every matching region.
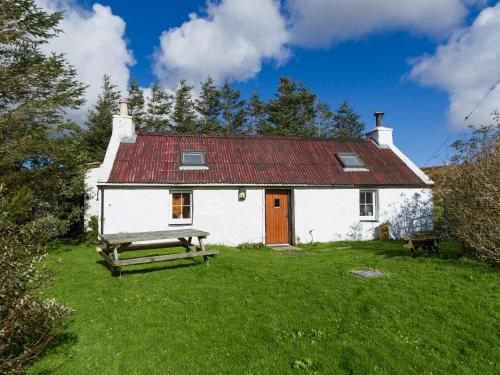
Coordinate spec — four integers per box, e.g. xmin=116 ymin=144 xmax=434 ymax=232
xmin=101 ymin=229 xmax=209 ymax=245
xmin=116 ymin=250 xmax=218 ymax=266
xmin=96 ymin=247 xmax=117 ymax=267
xmin=118 ymin=241 xmax=185 ymax=252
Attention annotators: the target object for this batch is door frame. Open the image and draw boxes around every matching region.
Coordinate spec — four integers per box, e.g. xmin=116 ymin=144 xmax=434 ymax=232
xmin=265 ymin=189 xmax=294 ymax=245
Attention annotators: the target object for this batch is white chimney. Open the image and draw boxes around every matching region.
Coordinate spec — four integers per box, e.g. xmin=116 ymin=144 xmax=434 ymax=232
xmin=366 ymin=111 xmax=433 ymax=185
xmin=111 ymin=100 xmax=136 ymax=142
xmin=98 ymin=99 xmax=136 ymax=182
xmin=366 ymin=111 xmax=393 ymax=148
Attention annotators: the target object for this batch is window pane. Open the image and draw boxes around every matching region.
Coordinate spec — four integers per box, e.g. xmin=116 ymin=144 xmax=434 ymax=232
xmin=182 ymin=205 xmax=191 ymax=219
xmin=172 ymin=205 xmax=182 ymax=218
xmin=274 ymin=198 xmax=280 ymax=208
xmin=172 ymin=193 xmax=182 ymax=206
xmin=360 ymin=191 xmax=376 ymax=217
xmin=365 ymin=192 xmax=373 ymax=204
xmin=360 ymin=192 xmax=366 ymax=204
xmin=365 ymin=204 xmax=374 ymax=217
xmin=172 ymin=192 xmax=192 ymax=220
xmin=182 ymin=152 xmax=205 ymax=165
xmin=337 ymin=153 xmax=364 ymax=167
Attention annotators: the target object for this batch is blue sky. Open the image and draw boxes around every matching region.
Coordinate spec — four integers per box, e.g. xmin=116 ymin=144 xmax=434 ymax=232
xmin=40 ymin=0 xmax=500 ymax=167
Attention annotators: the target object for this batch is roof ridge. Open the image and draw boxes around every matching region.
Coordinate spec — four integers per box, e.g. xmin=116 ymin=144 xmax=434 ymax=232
xmin=135 ymin=132 xmax=370 ymax=142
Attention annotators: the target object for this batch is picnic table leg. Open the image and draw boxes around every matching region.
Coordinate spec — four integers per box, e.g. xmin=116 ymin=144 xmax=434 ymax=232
xmin=426 ymin=244 xmax=433 ymax=254
xmin=178 ymin=237 xmax=196 ymax=253
xmin=434 ymin=239 xmax=440 ymax=254
xmin=185 ymin=236 xmax=193 ymax=253
xmin=198 ymin=236 xmax=209 ymax=263
xmin=409 ymin=240 xmax=417 ymax=257
xmin=112 ymin=246 xmax=121 ymax=276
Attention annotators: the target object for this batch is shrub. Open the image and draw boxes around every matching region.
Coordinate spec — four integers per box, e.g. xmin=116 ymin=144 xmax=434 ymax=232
xmin=88 ymin=215 xmax=99 ymax=239
xmin=21 ymin=214 xmax=70 ymax=244
xmin=439 ymin=118 xmax=499 ymax=265
xmin=0 ymin=190 xmax=73 ymax=374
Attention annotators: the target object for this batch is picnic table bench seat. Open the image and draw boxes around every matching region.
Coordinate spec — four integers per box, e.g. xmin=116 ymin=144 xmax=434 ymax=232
xmin=97 ymin=229 xmax=218 ymax=275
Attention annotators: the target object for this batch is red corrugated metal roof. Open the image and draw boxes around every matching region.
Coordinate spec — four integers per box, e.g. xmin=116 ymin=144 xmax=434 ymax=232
xmin=107 ymin=133 xmax=427 ymax=186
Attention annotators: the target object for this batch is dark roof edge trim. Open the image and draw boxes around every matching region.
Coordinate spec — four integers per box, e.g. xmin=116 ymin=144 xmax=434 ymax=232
xmin=98 ymin=182 xmax=430 ymax=188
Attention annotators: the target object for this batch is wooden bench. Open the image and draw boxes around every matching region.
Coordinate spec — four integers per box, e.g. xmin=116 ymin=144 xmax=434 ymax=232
xmin=404 ymin=231 xmax=441 ymax=257
xmin=97 ymin=229 xmax=218 ymax=275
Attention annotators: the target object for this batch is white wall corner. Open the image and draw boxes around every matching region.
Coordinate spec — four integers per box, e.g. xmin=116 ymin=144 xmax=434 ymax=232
xmin=84 ymin=166 xmax=101 ymax=230
xmin=389 ymin=144 xmax=434 ymax=185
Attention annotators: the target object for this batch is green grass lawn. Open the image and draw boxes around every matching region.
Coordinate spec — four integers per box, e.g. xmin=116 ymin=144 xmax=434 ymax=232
xmin=31 ymin=241 xmax=499 ymax=375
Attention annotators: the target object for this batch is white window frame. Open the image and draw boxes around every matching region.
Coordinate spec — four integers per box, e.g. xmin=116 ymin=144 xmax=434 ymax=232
xmin=169 ymin=191 xmax=193 ymax=225
xmin=359 ymin=190 xmax=378 ymax=221
xmin=181 ymin=151 xmax=205 ymax=166
xmin=336 ymin=152 xmax=365 ymax=168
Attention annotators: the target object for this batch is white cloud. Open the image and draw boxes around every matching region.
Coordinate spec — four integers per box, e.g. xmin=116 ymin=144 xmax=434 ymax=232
xmin=410 ymin=3 xmax=500 ymax=129
xmin=153 ymin=0 xmax=289 ymax=90
xmin=286 ymin=0 xmax=484 ymax=47
xmin=37 ymin=0 xmax=134 ymax=122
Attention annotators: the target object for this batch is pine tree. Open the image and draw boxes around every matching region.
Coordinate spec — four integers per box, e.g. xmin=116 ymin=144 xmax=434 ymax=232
xmin=0 ymin=0 xmax=87 ymax=230
xmin=330 ymin=101 xmax=365 ymax=139
xmin=266 ymin=76 xmax=317 ymax=137
xmin=144 ymin=82 xmax=172 ymax=133
xmin=82 ymin=74 xmax=120 ymax=160
xmin=220 ymin=79 xmax=246 ymax=134
xmin=247 ymin=90 xmax=271 ymax=135
xmin=172 ymin=79 xmax=197 ymax=134
xmin=195 ymin=76 xmax=222 ymax=134
xmin=127 ymin=78 xmax=145 ymax=129
xmin=297 ymin=82 xmax=317 ymax=136
xmin=315 ymin=101 xmax=334 ymax=137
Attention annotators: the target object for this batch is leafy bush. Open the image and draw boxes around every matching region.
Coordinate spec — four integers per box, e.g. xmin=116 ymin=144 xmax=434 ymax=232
xmin=439 ymin=117 xmax=499 ymax=265
xmin=88 ymin=215 xmax=99 ymax=239
xmin=21 ymin=214 xmax=70 ymax=244
xmin=0 ymin=191 xmax=73 ymax=374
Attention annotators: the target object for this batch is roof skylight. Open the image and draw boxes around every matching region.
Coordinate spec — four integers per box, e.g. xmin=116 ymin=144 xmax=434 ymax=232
xmin=336 ymin=152 xmax=365 ymax=168
xmin=181 ymin=151 xmax=205 ymax=166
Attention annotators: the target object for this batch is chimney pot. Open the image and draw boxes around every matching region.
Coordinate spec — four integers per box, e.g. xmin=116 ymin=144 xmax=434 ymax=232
xmin=374 ymin=111 xmax=384 ymax=127
xmin=119 ymin=99 xmax=129 ymax=117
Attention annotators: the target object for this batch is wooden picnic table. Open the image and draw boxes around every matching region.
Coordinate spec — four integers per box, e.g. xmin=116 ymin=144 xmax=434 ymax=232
xmin=404 ymin=231 xmax=441 ymax=257
xmin=97 ymin=228 xmax=218 ymax=275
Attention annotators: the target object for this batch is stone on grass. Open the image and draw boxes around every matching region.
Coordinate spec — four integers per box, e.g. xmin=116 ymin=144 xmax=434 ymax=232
xmin=278 ymin=250 xmax=310 ymax=257
xmin=350 ymin=269 xmax=386 ymax=278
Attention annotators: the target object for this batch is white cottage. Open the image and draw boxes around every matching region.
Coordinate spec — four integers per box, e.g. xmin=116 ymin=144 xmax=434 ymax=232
xmin=85 ymin=101 xmax=433 ymax=246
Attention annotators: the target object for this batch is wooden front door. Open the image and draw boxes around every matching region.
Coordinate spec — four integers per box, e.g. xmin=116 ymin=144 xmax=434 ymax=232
xmin=265 ymin=190 xmax=290 ymax=245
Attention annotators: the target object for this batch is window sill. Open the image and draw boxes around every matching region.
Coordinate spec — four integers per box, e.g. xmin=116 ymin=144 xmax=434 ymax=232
xmin=169 ymin=220 xmax=193 ymax=226
xmin=359 ymin=218 xmax=379 ymax=222
xmin=343 ymin=167 xmax=369 ymax=172
xmin=179 ymin=165 xmax=209 ymax=171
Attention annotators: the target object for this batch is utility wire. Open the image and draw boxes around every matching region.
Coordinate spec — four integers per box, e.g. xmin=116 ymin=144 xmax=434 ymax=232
xmin=464 ymin=76 xmax=500 ymax=120
xmin=423 ymin=74 xmax=500 ymax=167
xmin=423 ymin=133 xmax=453 ymax=167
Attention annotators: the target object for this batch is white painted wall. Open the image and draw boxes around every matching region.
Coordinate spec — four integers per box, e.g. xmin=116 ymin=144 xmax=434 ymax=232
xmin=97 ymin=185 xmax=432 ymax=246
xmin=294 ymin=187 xmax=433 ymax=243
xmin=83 ymin=166 xmax=101 ymax=230
xmin=101 ymin=187 xmax=264 ymax=245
